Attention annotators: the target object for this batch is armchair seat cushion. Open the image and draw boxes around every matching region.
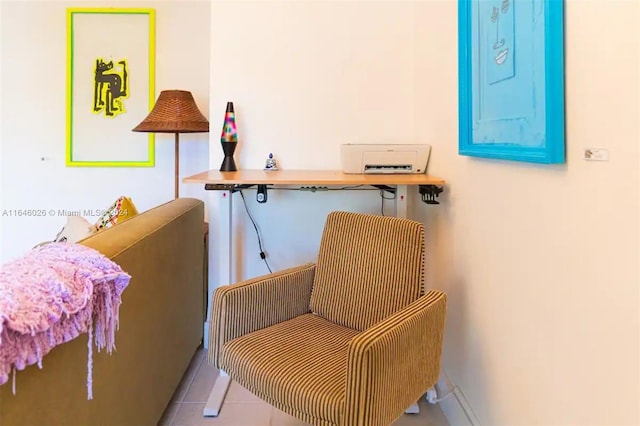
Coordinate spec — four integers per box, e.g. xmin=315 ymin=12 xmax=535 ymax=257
xmin=221 ymin=313 xmax=359 ymax=424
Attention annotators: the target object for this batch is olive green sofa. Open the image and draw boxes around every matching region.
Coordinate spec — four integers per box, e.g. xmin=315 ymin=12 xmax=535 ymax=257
xmin=0 ymin=198 xmax=205 ymax=426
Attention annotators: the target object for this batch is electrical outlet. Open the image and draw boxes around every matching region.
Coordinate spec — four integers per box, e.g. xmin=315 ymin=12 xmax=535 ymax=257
xmin=257 ymin=184 xmax=268 ymax=203
xmin=584 ymin=148 xmax=609 ymax=161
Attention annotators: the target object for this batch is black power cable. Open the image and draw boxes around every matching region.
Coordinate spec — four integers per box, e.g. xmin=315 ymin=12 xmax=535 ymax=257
xmin=379 ymin=189 xmax=395 ymax=216
xmin=239 ymin=190 xmax=272 ymax=273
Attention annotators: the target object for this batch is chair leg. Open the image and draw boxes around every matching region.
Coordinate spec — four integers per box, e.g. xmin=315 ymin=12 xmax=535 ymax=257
xmin=203 ymin=370 xmax=232 ymax=417
xmin=405 ymin=385 xmax=438 ymax=414
xmin=405 ymin=403 xmax=420 ymax=414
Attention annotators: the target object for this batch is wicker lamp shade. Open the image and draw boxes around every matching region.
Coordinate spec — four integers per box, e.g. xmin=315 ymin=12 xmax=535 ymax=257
xmin=133 ymin=90 xmax=209 ymax=133
xmin=132 ymin=90 xmax=209 ymax=199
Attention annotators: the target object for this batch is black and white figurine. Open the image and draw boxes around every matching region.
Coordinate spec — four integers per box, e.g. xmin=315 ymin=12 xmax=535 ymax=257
xmin=264 ymin=153 xmax=279 ymax=171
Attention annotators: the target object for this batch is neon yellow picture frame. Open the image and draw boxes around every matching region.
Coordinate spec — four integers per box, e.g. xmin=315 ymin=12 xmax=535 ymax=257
xmin=66 ymin=8 xmax=156 ymax=167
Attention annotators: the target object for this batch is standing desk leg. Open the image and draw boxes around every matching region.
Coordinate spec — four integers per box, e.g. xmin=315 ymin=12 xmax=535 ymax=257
xmin=396 ymin=185 xmax=408 ymax=219
xmin=203 ymin=189 xmax=233 ymax=417
xmin=396 ymin=184 xmax=422 ymax=415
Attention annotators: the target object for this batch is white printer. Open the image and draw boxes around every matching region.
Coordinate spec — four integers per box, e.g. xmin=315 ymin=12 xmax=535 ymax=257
xmin=340 ymin=144 xmax=431 ymax=174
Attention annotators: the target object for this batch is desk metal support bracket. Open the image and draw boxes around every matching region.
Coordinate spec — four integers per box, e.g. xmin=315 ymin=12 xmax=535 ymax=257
xmin=372 ymin=184 xmax=396 ymax=195
xmin=205 ymin=183 xmax=445 ymax=206
xmin=419 ymin=185 xmax=443 ymax=205
xmin=204 ymin=183 xmax=255 ymax=192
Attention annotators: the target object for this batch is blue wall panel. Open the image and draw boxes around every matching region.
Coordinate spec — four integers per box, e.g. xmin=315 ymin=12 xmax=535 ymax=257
xmin=459 ymin=0 xmax=565 ymax=164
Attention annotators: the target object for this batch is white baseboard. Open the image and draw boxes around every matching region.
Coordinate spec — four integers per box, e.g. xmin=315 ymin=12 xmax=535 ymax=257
xmin=436 ymin=371 xmax=481 ymax=426
xmin=203 ymin=321 xmax=210 ymax=349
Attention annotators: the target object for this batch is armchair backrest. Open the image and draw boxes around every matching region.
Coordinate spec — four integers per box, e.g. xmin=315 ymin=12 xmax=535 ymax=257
xmin=309 ymin=211 xmax=425 ymax=331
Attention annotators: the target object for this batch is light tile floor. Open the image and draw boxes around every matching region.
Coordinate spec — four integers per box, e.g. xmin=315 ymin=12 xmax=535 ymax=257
xmin=159 ymin=349 xmax=449 ymax=426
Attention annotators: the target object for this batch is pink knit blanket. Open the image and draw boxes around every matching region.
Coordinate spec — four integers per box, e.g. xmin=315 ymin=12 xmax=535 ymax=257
xmin=0 ymin=243 xmax=131 ymax=399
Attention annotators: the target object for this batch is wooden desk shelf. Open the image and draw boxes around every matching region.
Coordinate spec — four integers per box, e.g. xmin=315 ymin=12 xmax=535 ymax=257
xmin=184 ymin=169 xmax=445 ymax=186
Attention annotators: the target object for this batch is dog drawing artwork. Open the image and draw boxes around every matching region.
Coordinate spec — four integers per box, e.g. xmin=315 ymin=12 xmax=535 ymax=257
xmin=93 ymin=58 xmax=129 ymax=117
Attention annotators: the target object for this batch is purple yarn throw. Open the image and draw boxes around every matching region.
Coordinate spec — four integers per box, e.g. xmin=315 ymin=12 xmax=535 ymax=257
xmin=0 ymin=243 xmax=131 ymax=399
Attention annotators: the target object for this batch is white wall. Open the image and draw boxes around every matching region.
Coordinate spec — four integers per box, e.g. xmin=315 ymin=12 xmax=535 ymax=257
xmin=207 ymin=0 xmax=439 ymax=284
xmin=4 ymin=0 xmax=636 ymax=423
xmin=0 ymin=0 xmax=210 ymax=263
xmin=414 ymin=0 xmax=640 ymax=425
xmin=209 ymin=0 xmax=639 ymax=425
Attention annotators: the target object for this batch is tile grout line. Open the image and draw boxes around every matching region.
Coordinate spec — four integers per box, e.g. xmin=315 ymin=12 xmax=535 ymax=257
xmin=165 ymin=402 xmax=181 ymax=426
xmin=167 ymin=352 xmax=204 ymax=426
xmin=166 ymin=352 xmax=202 ymax=426
xmin=182 ymin=352 xmax=217 ymax=404
xmin=178 ymin=352 xmax=206 ymax=403
xmin=167 ymin=352 xmax=206 ymax=426
xmin=167 ymin=351 xmax=206 ymax=425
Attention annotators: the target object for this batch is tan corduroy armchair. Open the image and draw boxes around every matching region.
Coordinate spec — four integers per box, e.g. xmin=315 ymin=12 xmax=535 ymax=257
xmin=209 ymin=211 xmax=447 ymax=426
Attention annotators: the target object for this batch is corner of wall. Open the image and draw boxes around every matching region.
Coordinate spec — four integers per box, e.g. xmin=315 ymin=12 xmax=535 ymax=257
xmin=436 ymin=370 xmax=481 ymax=426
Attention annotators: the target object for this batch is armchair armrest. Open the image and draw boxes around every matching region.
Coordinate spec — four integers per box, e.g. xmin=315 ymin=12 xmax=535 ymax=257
xmin=343 ymin=290 xmax=447 ymax=426
xmin=208 ymin=263 xmax=316 ymax=368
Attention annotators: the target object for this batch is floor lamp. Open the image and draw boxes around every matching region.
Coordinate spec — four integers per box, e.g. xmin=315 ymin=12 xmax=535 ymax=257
xmin=133 ymin=90 xmax=209 ymax=199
